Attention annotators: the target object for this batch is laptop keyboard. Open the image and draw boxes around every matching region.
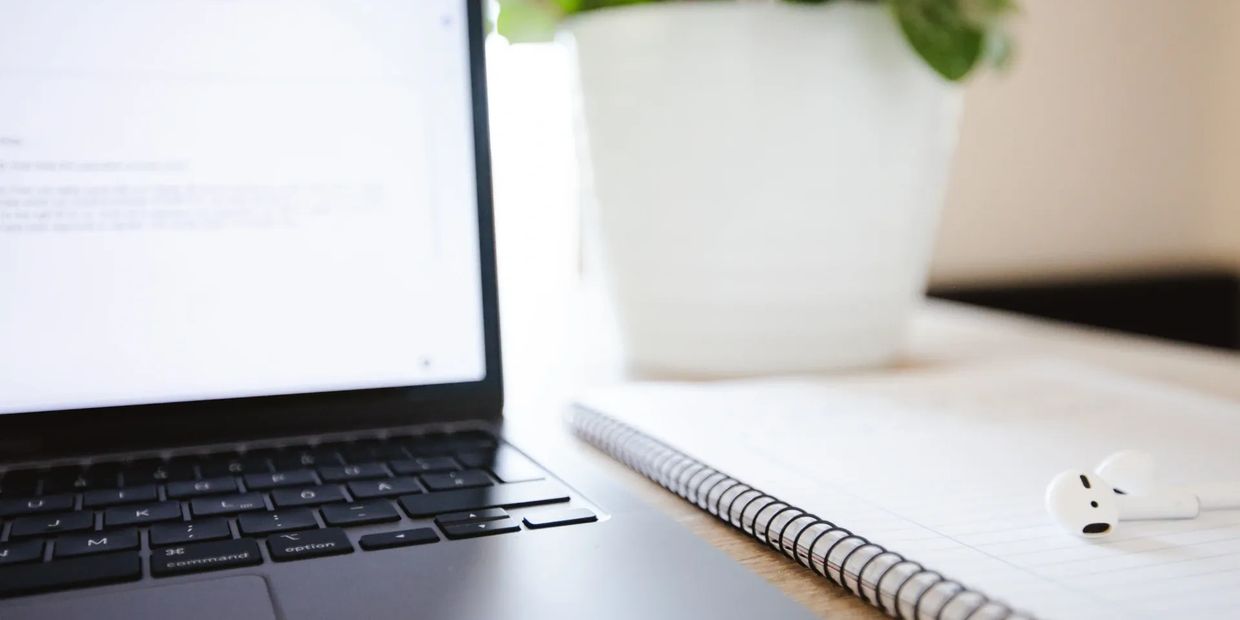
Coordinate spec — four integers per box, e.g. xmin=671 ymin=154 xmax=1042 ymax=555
xmin=0 ymin=430 xmax=597 ymax=599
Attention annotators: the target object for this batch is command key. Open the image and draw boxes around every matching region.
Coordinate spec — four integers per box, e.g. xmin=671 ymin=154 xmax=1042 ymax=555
xmin=151 ymin=539 xmax=263 ymax=577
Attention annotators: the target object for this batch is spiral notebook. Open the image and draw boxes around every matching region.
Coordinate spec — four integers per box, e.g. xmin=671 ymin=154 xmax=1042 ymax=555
xmin=570 ymin=360 xmax=1240 ymax=620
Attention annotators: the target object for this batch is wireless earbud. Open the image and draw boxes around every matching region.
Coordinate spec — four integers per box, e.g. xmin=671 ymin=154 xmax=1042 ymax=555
xmin=1093 ymin=450 xmax=1240 ymax=510
xmin=1045 ymin=471 xmax=1121 ymax=537
xmin=1094 ymin=449 xmax=1157 ymax=494
xmin=1046 ymin=468 xmax=1240 ymax=539
xmin=1046 ymin=470 xmax=1195 ymax=538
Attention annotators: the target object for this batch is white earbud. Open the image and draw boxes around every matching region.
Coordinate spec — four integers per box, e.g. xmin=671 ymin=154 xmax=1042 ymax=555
xmin=1046 ymin=470 xmax=1194 ymax=538
xmin=1093 ymin=449 xmax=1240 ymax=510
xmin=1046 ymin=464 xmax=1240 ymax=539
xmin=1094 ymin=449 xmax=1157 ymax=494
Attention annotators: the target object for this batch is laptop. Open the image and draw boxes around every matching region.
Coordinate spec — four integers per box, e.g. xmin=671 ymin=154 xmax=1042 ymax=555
xmin=0 ymin=1 xmax=816 ymax=618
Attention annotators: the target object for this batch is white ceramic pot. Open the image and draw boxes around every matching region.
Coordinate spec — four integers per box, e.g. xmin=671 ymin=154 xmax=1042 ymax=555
xmin=565 ymin=1 xmax=962 ymax=377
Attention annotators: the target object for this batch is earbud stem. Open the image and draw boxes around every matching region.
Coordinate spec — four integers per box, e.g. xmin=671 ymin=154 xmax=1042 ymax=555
xmin=1188 ymin=482 xmax=1240 ymax=511
xmin=1116 ymin=491 xmax=1199 ymax=520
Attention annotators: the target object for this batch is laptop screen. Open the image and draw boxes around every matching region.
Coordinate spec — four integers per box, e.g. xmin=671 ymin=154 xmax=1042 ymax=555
xmin=0 ymin=1 xmax=488 ymax=415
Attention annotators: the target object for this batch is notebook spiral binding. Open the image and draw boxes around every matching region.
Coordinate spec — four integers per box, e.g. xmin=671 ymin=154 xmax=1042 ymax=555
xmin=570 ymin=406 xmax=1034 ymax=620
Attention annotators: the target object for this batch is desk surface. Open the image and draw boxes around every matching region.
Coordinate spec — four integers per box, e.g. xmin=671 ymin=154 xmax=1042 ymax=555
xmin=484 ymin=48 xmax=1240 ymax=614
xmin=501 ymin=290 xmax=1240 ymax=618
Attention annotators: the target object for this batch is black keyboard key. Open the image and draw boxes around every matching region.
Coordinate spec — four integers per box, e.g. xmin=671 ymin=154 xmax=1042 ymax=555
xmin=0 ymin=493 xmax=75 ymax=517
xmin=82 ymin=484 xmax=158 ymax=508
xmin=166 ymin=477 xmax=238 ymax=499
xmin=89 ymin=462 xmax=124 ymax=482
xmin=389 ymin=456 xmax=459 ymax=475
xmin=0 ymin=552 xmax=141 ymax=598
xmin=405 ymin=433 xmax=495 ymax=456
xmin=317 ymin=463 xmax=389 ymax=482
xmin=274 ymin=449 xmax=341 ymax=471
xmin=522 ymin=508 xmax=598 ymax=529
xmin=313 ymin=441 xmax=351 ymax=455
xmin=149 ymin=519 xmax=232 ymax=547
xmin=201 ymin=455 xmax=272 ymax=478
xmin=366 ymin=444 xmax=410 ymax=462
xmin=0 ymin=470 xmax=40 ymax=497
xmin=359 ymin=528 xmax=438 ymax=551
xmin=458 ymin=448 xmax=547 ymax=483
xmin=104 ymin=501 xmax=182 ymax=527
xmin=448 ymin=437 xmax=498 ymax=452
xmin=399 ymin=480 xmax=570 ymax=517
xmin=44 ymin=465 xmax=120 ymax=493
xmin=190 ymin=493 xmax=267 ymax=517
xmin=267 ymin=528 xmax=352 ymax=562
xmin=440 ymin=517 xmax=521 ymax=540
xmin=271 ymin=485 xmax=347 ymax=508
xmin=453 ymin=451 xmax=493 ymax=469
xmin=9 ymin=511 xmax=94 ymax=538
xmin=123 ymin=459 xmax=197 ymax=485
xmin=347 ymin=477 xmax=421 ymax=499
xmin=449 ymin=430 xmax=499 ymax=444
xmin=150 ymin=539 xmax=262 ymax=577
xmin=434 ymin=507 xmax=508 ymax=527
xmin=374 ymin=444 xmax=412 ymax=461
xmin=243 ymin=469 xmax=317 ymax=491
xmin=339 ymin=441 xmax=404 ymax=463
xmin=237 ymin=509 xmax=318 ymax=536
xmin=158 ymin=468 xmax=200 ymax=483
xmin=0 ymin=540 xmax=44 ymax=566
xmin=54 ymin=528 xmax=139 ymax=558
xmin=335 ymin=440 xmax=378 ymax=459
xmin=421 ymin=469 xmax=492 ymax=492
xmin=238 ymin=448 xmax=280 ymax=463
xmin=402 ymin=438 xmax=458 ymax=457
xmin=39 ymin=467 xmax=89 ymax=494
xmin=321 ymin=501 xmax=399 ymax=527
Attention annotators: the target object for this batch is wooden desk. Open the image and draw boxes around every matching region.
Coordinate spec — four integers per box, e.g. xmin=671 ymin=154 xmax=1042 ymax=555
xmin=501 ymin=292 xmax=1240 ymax=618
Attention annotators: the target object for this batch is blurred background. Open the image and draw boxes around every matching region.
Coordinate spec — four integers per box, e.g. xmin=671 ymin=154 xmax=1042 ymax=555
xmin=486 ymin=0 xmax=1240 ymax=354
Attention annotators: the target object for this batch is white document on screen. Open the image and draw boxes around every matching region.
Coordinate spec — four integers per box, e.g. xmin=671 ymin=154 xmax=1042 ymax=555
xmin=0 ymin=1 xmax=487 ymax=414
xmin=577 ymin=360 xmax=1240 ymax=619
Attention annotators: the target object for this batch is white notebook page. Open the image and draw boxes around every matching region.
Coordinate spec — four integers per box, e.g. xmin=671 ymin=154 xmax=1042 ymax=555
xmin=577 ymin=360 xmax=1240 ymax=619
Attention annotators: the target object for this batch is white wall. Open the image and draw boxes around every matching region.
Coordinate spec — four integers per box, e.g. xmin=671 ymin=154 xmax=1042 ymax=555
xmin=931 ymin=0 xmax=1239 ymax=286
xmin=1204 ymin=1 xmax=1240 ymax=271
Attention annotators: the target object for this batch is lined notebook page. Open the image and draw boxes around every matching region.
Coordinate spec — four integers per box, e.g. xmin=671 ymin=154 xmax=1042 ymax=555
xmin=577 ymin=360 xmax=1240 ymax=619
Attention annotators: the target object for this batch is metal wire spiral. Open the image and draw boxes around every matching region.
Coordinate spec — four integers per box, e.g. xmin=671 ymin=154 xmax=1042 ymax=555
xmin=570 ymin=406 xmax=1032 ymax=620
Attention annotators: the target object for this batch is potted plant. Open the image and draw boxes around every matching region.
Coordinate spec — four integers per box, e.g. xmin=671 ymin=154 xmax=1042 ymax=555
xmin=497 ymin=0 xmax=1015 ymax=377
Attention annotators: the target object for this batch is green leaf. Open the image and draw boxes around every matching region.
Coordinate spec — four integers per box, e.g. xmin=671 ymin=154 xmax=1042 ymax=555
xmin=496 ymin=0 xmax=1017 ymax=80
xmin=891 ymin=0 xmax=985 ymax=81
xmin=577 ymin=0 xmax=659 ymax=11
xmin=960 ymin=0 xmax=1017 ymax=25
xmin=961 ymin=0 xmax=1019 ymax=71
xmin=495 ymin=0 xmax=564 ymax=43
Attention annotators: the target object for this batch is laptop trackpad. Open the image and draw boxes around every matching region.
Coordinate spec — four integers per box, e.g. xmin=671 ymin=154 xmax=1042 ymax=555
xmin=2 ymin=576 xmax=278 ymax=620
